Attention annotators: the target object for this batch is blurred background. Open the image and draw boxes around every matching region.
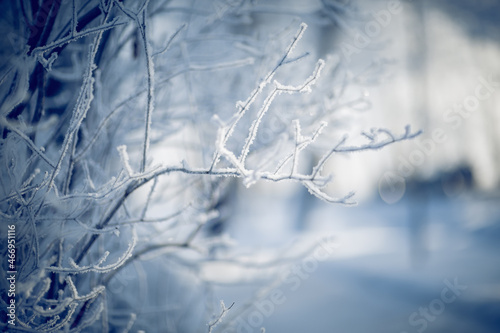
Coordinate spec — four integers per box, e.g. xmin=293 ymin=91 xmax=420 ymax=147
xmin=212 ymin=0 xmax=500 ymax=332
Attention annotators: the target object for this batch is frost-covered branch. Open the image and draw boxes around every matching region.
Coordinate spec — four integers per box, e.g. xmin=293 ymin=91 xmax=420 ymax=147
xmin=208 ymin=301 xmax=235 ymax=333
xmin=209 ymin=23 xmax=309 ymax=171
xmin=115 ymin=0 xmax=155 ymax=173
xmin=49 ymin=228 xmax=137 ymax=274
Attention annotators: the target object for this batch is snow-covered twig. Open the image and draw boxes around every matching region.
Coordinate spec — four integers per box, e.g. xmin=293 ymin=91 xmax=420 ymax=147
xmin=208 ymin=301 xmax=235 ymax=333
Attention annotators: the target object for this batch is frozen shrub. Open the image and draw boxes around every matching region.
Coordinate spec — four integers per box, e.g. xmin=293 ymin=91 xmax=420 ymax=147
xmin=0 ymin=0 xmax=418 ymax=331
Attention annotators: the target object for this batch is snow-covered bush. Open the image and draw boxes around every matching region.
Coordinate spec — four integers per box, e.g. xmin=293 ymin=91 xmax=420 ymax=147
xmin=0 ymin=0 xmax=418 ymax=331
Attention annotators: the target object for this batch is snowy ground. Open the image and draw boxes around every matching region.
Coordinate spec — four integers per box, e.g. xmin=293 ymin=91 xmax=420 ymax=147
xmin=214 ymin=185 xmax=500 ymax=333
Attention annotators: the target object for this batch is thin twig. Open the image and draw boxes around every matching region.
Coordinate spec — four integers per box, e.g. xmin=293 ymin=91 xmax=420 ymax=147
xmin=208 ymin=301 xmax=235 ymax=333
